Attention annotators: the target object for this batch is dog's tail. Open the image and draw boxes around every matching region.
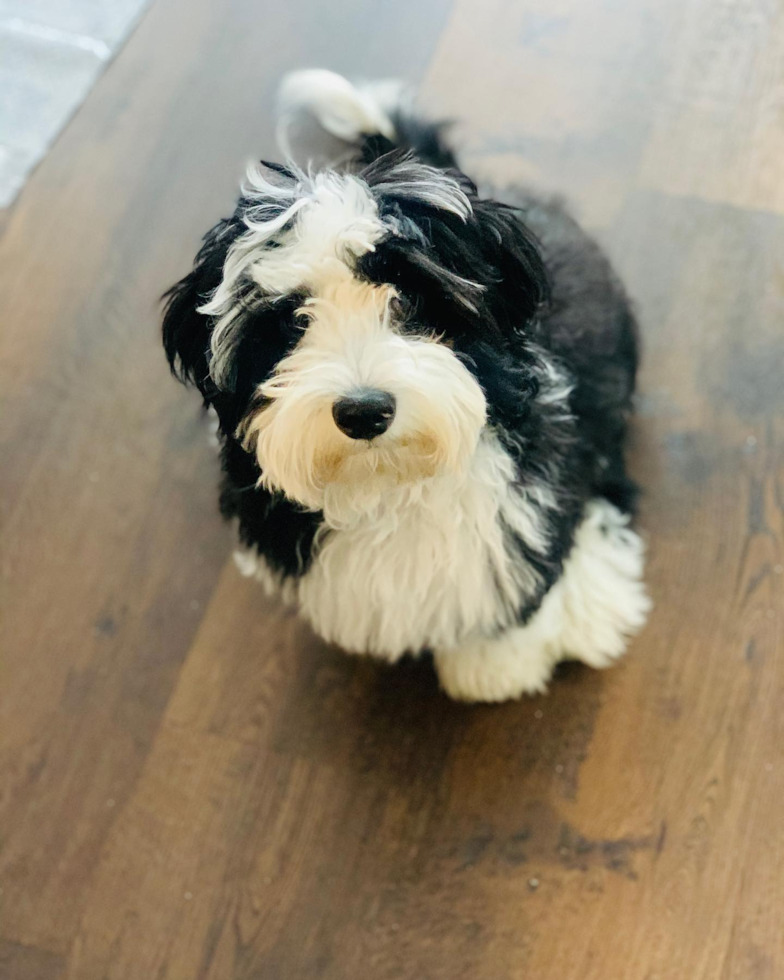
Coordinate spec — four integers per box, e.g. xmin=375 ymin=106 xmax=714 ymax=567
xmin=276 ymin=69 xmax=458 ymax=170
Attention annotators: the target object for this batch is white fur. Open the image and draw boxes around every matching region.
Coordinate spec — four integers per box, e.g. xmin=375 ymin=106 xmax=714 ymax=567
xmin=277 ymin=70 xmax=472 ymax=220
xmin=234 ymin=544 xmax=298 ymax=606
xmin=531 ymin=346 xmax=575 ymax=415
xmin=199 ymin=158 xmax=472 ymax=389
xmin=197 ymin=150 xmax=489 ymax=525
xmin=243 ymin=172 xmax=383 ymax=296
xmin=242 ymin=279 xmax=489 ymax=525
xmin=277 ymin=69 xmax=397 ymax=152
xmin=365 ymin=155 xmax=472 ymax=220
xmin=201 ymin=71 xmax=649 ymax=699
xmin=200 ymin=167 xmax=385 ymax=386
xmin=434 ymin=499 xmax=651 ymax=702
xmin=236 ymin=477 xmax=650 ymax=699
xmin=242 ymin=431 xmax=556 ymax=658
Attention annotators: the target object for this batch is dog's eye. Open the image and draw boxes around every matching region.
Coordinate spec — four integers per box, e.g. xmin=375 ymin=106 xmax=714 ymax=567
xmin=294 ymin=312 xmax=310 ymax=330
xmin=389 ymin=295 xmax=405 ymax=318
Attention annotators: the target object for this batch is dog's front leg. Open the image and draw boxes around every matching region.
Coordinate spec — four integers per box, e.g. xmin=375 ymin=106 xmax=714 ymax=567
xmin=435 ymin=498 xmax=651 ymax=703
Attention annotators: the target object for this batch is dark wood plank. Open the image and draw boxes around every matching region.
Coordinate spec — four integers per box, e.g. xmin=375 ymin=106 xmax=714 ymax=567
xmin=0 ymin=0 xmax=452 ymax=960
xmin=2 ymin=0 xmax=783 ymax=977
xmin=421 ymin=0 xmax=687 ymax=228
xmin=638 ymin=0 xmax=784 ymax=213
xmin=0 ymin=940 xmax=65 ymax=980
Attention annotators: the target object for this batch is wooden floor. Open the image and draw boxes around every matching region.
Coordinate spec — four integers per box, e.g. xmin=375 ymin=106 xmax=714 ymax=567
xmin=2 ymin=0 xmax=783 ymax=977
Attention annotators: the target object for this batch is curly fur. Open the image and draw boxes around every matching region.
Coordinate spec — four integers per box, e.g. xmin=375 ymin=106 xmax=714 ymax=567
xmin=162 ymin=69 xmax=650 ymax=702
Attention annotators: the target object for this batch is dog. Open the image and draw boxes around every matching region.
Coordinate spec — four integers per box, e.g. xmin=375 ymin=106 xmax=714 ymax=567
xmin=162 ymin=69 xmax=650 ymax=702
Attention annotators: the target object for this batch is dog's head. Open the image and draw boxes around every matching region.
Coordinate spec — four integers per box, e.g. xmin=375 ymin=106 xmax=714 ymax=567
xmin=163 ymin=152 xmax=548 ymax=524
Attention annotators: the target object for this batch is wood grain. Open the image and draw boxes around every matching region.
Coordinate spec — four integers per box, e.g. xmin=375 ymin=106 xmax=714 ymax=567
xmin=1 ymin=0 xmax=783 ymax=977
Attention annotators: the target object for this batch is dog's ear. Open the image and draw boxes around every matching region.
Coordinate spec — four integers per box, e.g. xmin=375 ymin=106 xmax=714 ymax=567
xmin=470 ymin=198 xmax=549 ymax=333
xmin=162 ymin=268 xmax=213 ymax=400
xmin=365 ymin=158 xmax=548 ymax=339
xmin=162 ymin=217 xmax=241 ymax=402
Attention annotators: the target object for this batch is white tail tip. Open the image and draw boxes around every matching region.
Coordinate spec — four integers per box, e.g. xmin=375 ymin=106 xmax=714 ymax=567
xmin=277 ymin=69 xmax=401 ymax=157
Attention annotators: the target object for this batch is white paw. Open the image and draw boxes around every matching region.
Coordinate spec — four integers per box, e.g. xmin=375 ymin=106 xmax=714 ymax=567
xmin=433 ymin=498 xmax=651 ymax=701
xmin=549 ymin=498 xmax=651 ymax=669
xmin=434 ymin=634 xmax=558 ymax=703
xmin=233 ymin=545 xmax=299 ymax=605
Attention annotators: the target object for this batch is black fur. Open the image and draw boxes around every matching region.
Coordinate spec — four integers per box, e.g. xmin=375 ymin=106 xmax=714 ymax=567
xmin=162 ymin=216 xmax=239 ymax=396
xmin=163 ymin=208 xmax=325 ymax=573
xmin=360 ymin=113 xmax=459 ymax=169
xmin=355 ymin=143 xmax=639 ymax=619
xmin=163 ymin=108 xmax=639 ymax=621
xmin=219 ymin=438 xmax=321 ymax=577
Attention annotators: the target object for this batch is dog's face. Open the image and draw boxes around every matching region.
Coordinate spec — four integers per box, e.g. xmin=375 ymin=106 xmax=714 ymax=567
xmin=163 ymin=153 xmax=547 ymax=524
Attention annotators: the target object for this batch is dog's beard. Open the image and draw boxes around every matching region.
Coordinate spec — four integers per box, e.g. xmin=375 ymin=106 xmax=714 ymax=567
xmin=241 ymin=334 xmax=487 ymax=528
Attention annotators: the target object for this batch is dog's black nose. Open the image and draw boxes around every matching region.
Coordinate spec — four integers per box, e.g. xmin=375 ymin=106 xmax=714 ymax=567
xmin=332 ymin=390 xmax=396 ymax=440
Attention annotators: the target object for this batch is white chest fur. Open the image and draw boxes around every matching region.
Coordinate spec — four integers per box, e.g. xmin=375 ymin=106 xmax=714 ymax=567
xmin=238 ymin=434 xmax=547 ymax=659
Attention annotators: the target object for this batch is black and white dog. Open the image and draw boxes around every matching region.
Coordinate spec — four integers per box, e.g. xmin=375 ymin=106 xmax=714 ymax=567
xmin=163 ymin=70 xmax=650 ymax=702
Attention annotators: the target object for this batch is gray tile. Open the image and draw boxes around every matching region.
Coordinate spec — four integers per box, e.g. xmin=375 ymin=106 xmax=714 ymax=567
xmin=0 ymin=0 xmax=152 ymax=206
xmin=0 ymin=0 xmax=150 ymax=48
xmin=0 ymin=29 xmax=102 ymax=205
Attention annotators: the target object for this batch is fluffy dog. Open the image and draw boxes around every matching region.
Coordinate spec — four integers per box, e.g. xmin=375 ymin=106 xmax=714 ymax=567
xmin=163 ymin=69 xmax=650 ymax=702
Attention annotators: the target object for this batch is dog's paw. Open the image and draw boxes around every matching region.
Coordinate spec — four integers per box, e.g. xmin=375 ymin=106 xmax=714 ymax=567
xmin=434 ymin=634 xmax=557 ymax=703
